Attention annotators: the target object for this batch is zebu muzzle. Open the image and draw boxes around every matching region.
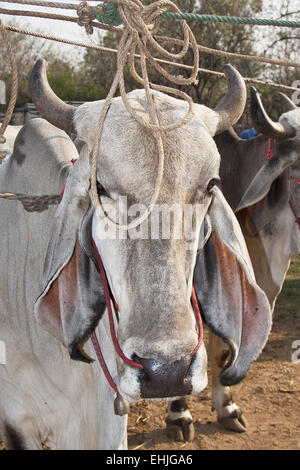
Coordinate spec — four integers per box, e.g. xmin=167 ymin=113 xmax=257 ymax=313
xmin=90 ymin=235 xmax=204 ymax=409
xmin=135 ymin=355 xmax=194 ymax=399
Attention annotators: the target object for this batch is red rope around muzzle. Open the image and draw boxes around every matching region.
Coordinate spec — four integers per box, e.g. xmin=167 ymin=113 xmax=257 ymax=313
xmin=61 ymin=159 xmax=203 ymax=395
xmin=90 ymin=238 xmax=203 ymax=394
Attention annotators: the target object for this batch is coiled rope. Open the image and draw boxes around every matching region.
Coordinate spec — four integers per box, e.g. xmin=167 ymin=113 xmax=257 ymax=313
xmin=89 ymin=0 xmax=199 ymax=230
xmin=0 ymin=1 xmax=299 ymax=207
xmin=2 ymin=24 xmax=299 ymax=93
xmin=0 ymin=6 xmax=120 ymax=34
xmin=1 ymin=0 xmax=300 ymax=28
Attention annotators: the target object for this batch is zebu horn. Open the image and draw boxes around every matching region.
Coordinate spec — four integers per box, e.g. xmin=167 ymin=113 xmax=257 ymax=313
xmin=250 ymin=86 xmax=295 ymax=140
xmin=278 ymin=92 xmax=297 ymax=111
xmin=212 ymin=64 xmax=247 ymax=135
xmin=29 ymin=59 xmax=76 ymax=135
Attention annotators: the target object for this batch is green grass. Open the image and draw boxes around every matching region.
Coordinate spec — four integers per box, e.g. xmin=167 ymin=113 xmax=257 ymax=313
xmin=274 ymin=256 xmax=300 ymax=320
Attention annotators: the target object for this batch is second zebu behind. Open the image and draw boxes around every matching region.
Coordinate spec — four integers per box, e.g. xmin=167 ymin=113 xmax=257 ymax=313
xmin=167 ymin=88 xmax=300 ymax=440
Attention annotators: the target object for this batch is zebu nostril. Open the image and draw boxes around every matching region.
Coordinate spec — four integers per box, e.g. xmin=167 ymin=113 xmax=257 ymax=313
xmin=133 ymin=355 xmax=194 ymax=398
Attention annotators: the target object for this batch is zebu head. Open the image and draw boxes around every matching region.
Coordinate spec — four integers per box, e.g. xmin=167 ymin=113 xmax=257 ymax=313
xmin=32 ymin=60 xmax=271 ymax=402
xmin=237 ymin=87 xmax=300 ymax=214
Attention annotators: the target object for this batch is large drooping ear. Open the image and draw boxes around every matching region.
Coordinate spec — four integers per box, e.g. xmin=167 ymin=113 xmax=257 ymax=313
xmin=34 ymin=147 xmax=106 ymax=362
xmin=194 ymin=187 xmax=271 ymax=386
xmin=235 ymin=86 xmax=300 ymax=228
xmin=236 ymin=169 xmax=290 ymax=236
xmin=236 ymin=139 xmax=299 ymax=215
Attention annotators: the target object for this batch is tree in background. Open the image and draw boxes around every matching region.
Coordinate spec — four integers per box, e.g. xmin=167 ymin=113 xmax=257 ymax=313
xmin=253 ymin=0 xmax=300 ymax=119
xmin=0 ymin=22 xmax=106 ymax=108
xmin=81 ymin=31 xmax=139 ymax=96
xmin=0 ymin=2 xmax=299 ymax=116
xmin=0 ymin=25 xmax=48 ymax=106
xmin=45 ymin=57 xmax=106 ymax=103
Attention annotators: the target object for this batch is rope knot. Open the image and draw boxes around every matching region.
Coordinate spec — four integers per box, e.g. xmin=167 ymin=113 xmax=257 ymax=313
xmin=0 ymin=136 xmax=6 ymax=144
xmin=96 ymin=1 xmax=123 ymax=27
xmin=264 ymin=138 xmax=274 ymax=160
xmin=89 ymin=0 xmax=200 ymax=230
xmin=77 ymin=1 xmax=103 ymax=34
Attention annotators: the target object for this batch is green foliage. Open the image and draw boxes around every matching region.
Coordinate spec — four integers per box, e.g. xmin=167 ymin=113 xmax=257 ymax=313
xmin=0 ymin=1 xmax=298 ymax=115
xmin=46 ymin=59 xmax=106 ymax=102
xmin=161 ymin=0 xmax=264 ymax=107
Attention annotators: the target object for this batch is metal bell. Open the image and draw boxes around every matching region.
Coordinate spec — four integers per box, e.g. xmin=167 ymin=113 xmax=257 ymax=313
xmin=114 ymin=392 xmax=129 ymax=416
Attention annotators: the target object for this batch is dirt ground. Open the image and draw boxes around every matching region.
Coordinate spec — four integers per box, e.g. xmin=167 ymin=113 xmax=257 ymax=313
xmin=128 ymin=308 xmax=300 ymax=450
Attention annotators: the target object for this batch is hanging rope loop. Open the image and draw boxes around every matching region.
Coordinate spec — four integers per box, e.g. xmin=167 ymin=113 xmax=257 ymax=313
xmin=89 ymin=0 xmax=199 ymax=231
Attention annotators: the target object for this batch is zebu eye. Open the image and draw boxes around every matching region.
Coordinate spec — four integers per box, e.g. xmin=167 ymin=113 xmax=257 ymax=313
xmin=96 ymin=181 xmax=108 ymax=197
xmin=206 ymin=178 xmax=220 ymax=194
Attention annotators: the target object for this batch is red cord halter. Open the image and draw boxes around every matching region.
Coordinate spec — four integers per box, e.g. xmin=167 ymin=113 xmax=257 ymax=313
xmin=265 ymin=138 xmax=274 ymax=160
xmin=90 ymin=238 xmax=203 ymax=393
xmin=64 ymin=158 xmax=203 ymax=393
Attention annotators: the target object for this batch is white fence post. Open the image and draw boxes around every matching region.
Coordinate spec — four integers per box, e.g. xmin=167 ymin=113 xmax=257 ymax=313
xmin=0 ymin=341 xmax=6 ymax=365
xmin=0 ymin=80 xmax=6 ymax=105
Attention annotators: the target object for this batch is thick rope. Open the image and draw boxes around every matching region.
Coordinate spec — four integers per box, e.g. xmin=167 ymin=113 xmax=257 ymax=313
xmin=2 ymin=0 xmax=300 ymax=68
xmin=156 ymin=35 xmax=300 ymax=70
xmin=89 ymin=0 xmax=200 ymax=231
xmin=1 ymin=2 xmax=300 ymax=206
xmin=3 ymin=24 xmax=300 ymax=93
xmin=0 ymin=0 xmax=81 ymax=9
xmin=159 ymin=12 xmax=300 ymax=28
xmin=1 ymin=5 xmax=299 ymax=69
xmin=77 ymin=1 xmax=106 ymax=34
xmin=0 ymin=193 xmax=61 ymax=211
xmin=0 ymin=6 xmax=121 ymax=34
xmin=0 ymin=20 xmax=18 ymax=164
xmin=2 ymin=1 xmax=300 ymax=28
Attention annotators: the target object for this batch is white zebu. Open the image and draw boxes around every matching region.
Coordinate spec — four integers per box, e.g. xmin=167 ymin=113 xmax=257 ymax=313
xmin=0 ymin=60 xmax=271 ymax=449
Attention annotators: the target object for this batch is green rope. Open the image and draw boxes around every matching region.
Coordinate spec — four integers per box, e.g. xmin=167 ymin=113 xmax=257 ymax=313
xmin=160 ymin=12 xmax=300 ymax=28
xmin=95 ymin=3 xmax=300 ymax=28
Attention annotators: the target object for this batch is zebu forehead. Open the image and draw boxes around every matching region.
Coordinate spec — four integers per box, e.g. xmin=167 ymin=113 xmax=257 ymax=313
xmin=280 ymin=108 xmax=300 ymax=137
xmin=74 ymin=90 xmax=220 ymax=202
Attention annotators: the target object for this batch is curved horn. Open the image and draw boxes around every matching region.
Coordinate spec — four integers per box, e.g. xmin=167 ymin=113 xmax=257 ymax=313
xmin=278 ymin=92 xmax=297 ymax=111
xmin=250 ymin=86 xmax=295 ymax=140
xmin=29 ymin=59 xmax=76 ymax=135
xmin=212 ymin=64 xmax=247 ymax=135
